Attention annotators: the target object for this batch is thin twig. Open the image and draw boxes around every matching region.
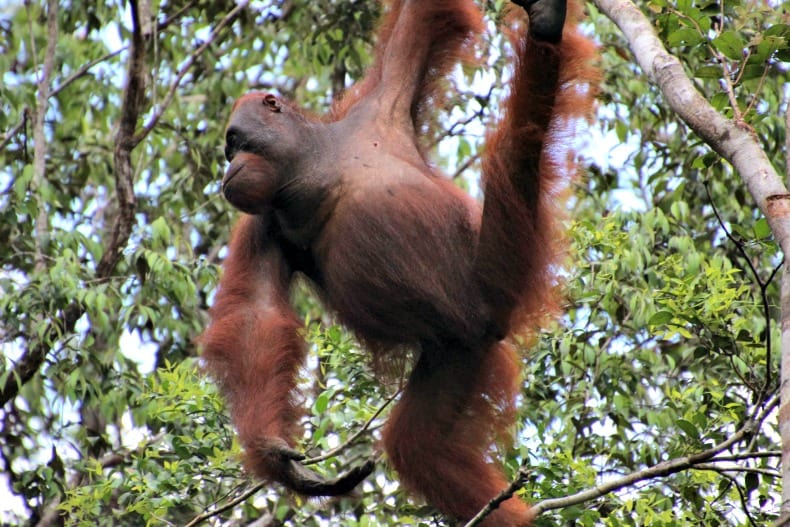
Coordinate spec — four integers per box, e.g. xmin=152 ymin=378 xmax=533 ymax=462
xmin=0 ymin=108 xmax=30 ymax=152
xmin=183 ymin=481 xmax=266 ymax=527
xmin=715 ymin=54 xmax=744 ymax=122
xmin=50 ymin=48 xmax=126 ymax=99
xmin=742 ymin=62 xmax=771 ymax=119
xmin=452 ymin=152 xmax=481 ymax=181
xmin=464 ymin=467 xmax=531 ymax=527
xmin=666 ymin=6 xmax=743 ymax=122
xmin=183 ymin=392 xmax=398 ymax=526
xmin=716 ymin=471 xmax=760 ymax=527
xmin=132 ymin=1 xmax=250 ymax=147
xmin=35 ymin=433 xmax=166 ymax=527
xmin=303 ymin=389 xmax=399 ymax=465
xmin=2 ymin=0 xmax=149 ymax=408
xmin=157 ymin=1 xmax=196 ymax=31
xmin=704 ymin=181 xmax=776 ymax=399
xmin=428 ymin=85 xmax=493 ymax=150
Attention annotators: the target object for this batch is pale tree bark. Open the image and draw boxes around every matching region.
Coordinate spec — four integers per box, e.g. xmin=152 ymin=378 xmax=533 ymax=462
xmin=592 ymin=0 xmax=789 ymax=518
xmin=783 ymin=90 xmax=790 ymax=526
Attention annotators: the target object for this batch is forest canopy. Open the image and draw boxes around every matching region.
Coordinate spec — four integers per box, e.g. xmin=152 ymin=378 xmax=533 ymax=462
xmin=0 ymin=0 xmax=786 ymax=525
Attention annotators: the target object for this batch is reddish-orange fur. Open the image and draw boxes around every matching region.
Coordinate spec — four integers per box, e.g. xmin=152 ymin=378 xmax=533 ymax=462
xmin=331 ymin=0 xmax=483 ymax=126
xmin=199 ymin=215 xmax=307 ymax=479
xmin=200 ymin=0 xmax=598 ymax=525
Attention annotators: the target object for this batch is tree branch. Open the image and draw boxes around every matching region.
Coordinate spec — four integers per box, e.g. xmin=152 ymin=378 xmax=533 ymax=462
xmin=0 ymin=0 xmax=64 ymax=408
xmin=691 ymin=463 xmax=780 ymax=478
xmin=183 ymin=482 xmax=266 ymax=527
xmin=0 ymin=307 xmax=82 ymax=406
xmin=784 ymin=89 xmax=790 ymax=514
xmin=467 ymin=395 xmax=778 ymax=524
xmin=593 ymin=0 xmax=790 ymax=517
xmin=34 ymin=435 xmax=164 ymax=527
xmin=463 ymin=467 xmax=532 ymax=527
xmin=528 ymin=393 xmax=778 ymax=516
xmin=50 ymin=48 xmax=126 ymax=99
xmin=95 ymin=0 xmax=150 ymax=277
xmin=303 ymin=389 xmax=398 ymax=465
xmin=592 ymin=0 xmax=790 ymax=256
xmin=1 ymin=48 xmax=124 ymax=155
xmin=704 ymin=181 xmax=778 ymax=398
xmin=785 ymin=90 xmax=790 ymax=185
xmin=0 ymin=107 xmax=30 ymax=152
xmin=183 ymin=393 xmax=398 ymax=527
xmin=711 ymin=451 xmax=781 ymax=462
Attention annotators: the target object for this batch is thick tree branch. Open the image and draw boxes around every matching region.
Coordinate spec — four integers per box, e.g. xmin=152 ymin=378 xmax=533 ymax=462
xmin=1 ymin=49 xmax=124 ymax=155
xmin=783 ymin=90 xmax=790 ymax=519
xmin=0 ymin=0 xmax=254 ymax=409
xmin=785 ymin=92 xmax=790 ymax=184
xmin=466 ymin=395 xmax=777 ymax=524
xmin=0 ymin=0 xmax=63 ymax=408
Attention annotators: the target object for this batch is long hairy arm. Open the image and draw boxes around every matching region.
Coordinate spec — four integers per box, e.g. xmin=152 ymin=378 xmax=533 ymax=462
xmin=200 ymin=214 xmax=372 ymax=495
xmin=331 ymin=0 xmax=483 ymax=129
xmin=475 ymin=0 xmax=600 ymax=334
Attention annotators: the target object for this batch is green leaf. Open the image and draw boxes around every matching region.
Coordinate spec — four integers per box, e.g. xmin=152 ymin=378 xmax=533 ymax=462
xmin=151 ymin=216 xmax=171 ymax=247
xmin=694 ymin=65 xmax=722 ymax=79
xmin=712 ymin=31 xmax=745 ymax=60
xmin=676 ymin=419 xmax=699 ymax=440
xmin=667 ymin=28 xmax=702 ymax=47
xmin=739 ymin=64 xmax=766 ymax=81
xmin=754 ymin=218 xmax=771 ymax=239
xmin=648 ymin=311 xmax=673 ymax=326
xmin=314 ymin=390 xmax=331 ymax=414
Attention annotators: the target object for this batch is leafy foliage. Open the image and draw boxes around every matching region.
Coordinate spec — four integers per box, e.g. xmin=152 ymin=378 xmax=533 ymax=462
xmin=0 ymin=0 xmax=784 ymax=525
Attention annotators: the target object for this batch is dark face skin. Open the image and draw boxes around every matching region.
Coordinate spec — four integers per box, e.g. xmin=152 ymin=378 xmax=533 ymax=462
xmin=222 ymin=93 xmax=314 ymax=215
xmin=221 ymin=89 xmax=430 ymax=248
